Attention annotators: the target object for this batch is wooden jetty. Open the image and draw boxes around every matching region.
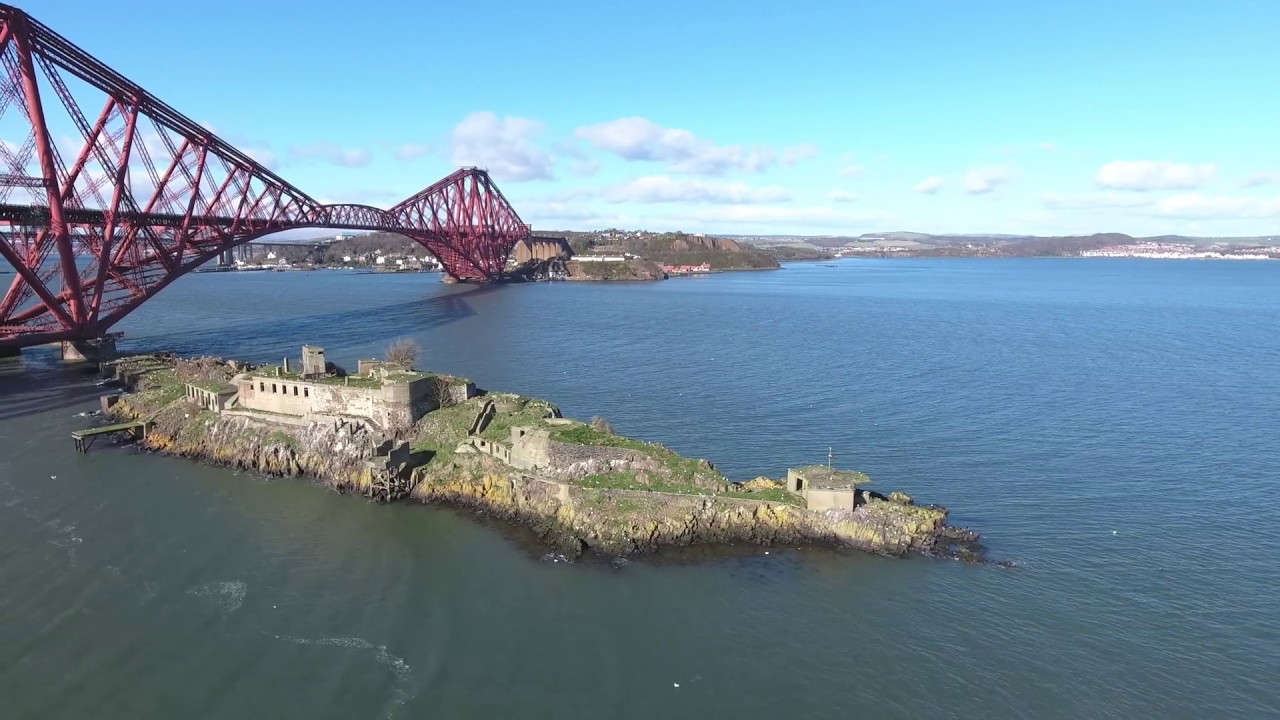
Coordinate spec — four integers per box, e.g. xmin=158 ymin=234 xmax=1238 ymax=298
xmin=71 ymin=420 xmax=151 ymax=453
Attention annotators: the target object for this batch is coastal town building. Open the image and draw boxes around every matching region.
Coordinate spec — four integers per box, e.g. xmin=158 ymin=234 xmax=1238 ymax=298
xmin=661 ymin=263 xmax=712 ymax=275
xmin=1079 ymin=242 xmax=1276 ymax=260
xmin=573 ymin=255 xmax=628 ymax=262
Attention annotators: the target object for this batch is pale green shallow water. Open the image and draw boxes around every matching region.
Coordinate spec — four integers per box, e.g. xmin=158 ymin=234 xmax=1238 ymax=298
xmin=2 ymin=258 xmax=1278 ymax=719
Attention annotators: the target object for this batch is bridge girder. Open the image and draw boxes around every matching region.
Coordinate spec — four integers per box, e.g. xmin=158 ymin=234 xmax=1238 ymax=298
xmin=0 ymin=3 xmax=529 ymax=350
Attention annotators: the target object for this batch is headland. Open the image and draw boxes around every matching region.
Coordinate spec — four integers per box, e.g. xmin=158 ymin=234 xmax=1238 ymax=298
xmin=93 ymin=345 xmax=984 ymax=561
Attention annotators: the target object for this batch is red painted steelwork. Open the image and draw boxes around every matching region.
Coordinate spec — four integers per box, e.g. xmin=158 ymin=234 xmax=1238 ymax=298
xmin=390 ymin=169 xmax=530 ymax=281
xmin=0 ymin=4 xmax=530 ymax=350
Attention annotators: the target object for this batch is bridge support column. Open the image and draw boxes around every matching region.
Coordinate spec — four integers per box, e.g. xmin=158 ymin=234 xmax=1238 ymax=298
xmin=60 ymin=336 xmax=117 ymax=364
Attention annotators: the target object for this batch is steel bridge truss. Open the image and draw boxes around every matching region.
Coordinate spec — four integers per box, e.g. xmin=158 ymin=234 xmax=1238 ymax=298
xmin=0 ymin=4 xmax=529 ymax=350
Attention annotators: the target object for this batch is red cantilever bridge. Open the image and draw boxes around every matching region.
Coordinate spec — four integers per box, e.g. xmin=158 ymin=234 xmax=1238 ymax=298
xmin=0 ymin=4 xmax=531 ymax=352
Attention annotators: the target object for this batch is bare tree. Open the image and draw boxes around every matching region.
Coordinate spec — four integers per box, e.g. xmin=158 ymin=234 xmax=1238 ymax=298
xmin=385 ymin=338 xmax=421 ymax=370
xmin=590 ymin=416 xmax=615 ymax=434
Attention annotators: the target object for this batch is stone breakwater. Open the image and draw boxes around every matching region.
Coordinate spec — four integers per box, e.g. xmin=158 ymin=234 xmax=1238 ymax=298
xmin=105 ymin=356 xmax=984 ymax=561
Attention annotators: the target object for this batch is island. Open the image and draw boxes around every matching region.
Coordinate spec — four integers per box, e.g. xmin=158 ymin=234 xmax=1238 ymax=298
xmin=92 ymin=344 xmax=984 ymax=561
xmin=233 ymin=230 xmax=793 ymax=281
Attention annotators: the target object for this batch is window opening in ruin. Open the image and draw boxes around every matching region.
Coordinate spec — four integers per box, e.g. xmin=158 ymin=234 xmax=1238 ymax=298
xmin=293 ymin=386 xmax=299 ymax=396
xmin=272 ymin=383 xmax=277 ymax=393
xmin=796 ymin=478 xmax=805 ymax=492
xmin=304 ymin=388 xmax=309 ymax=397
xmin=259 ymin=382 xmax=264 ymax=392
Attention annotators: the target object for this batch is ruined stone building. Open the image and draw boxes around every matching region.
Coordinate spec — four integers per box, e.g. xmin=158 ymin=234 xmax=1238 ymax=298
xmin=228 ymin=345 xmax=475 ymax=432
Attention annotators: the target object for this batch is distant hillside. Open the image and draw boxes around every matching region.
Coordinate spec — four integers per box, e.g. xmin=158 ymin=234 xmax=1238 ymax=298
xmin=733 ymin=231 xmax=1279 ymax=250
xmin=992 ymin=233 xmax=1134 ymax=257
xmin=551 ymin=229 xmax=781 ymax=270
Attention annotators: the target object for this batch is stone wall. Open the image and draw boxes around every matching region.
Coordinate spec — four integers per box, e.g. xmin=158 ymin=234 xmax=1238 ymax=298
xmin=465 ymin=438 xmax=512 ymax=464
xmin=237 ymin=376 xmax=379 ymax=423
xmin=184 ymin=384 xmax=233 ymax=413
xmin=236 ymin=374 xmax=473 ymax=432
xmin=509 ymin=427 xmax=551 ymax=470
xmin=302 ymin=346 xmax=326 ymax=377
xmin=805 ymin=488 xmax=856 ymax=511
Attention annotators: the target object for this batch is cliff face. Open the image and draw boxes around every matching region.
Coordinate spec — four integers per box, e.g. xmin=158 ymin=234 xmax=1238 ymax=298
xmin=112 ymin=396 xmax=388 ymax=496
xmin=411 ymin=454 xmax=963 ymax=558
xmin=666 ymin=236 xmax=743 ymax=253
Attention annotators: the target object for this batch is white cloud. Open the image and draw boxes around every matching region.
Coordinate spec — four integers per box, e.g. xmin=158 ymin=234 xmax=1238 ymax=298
xmin=1156 ymin=193 xmax=1280 ymax=219
xmin=393 ymin=143 xmax=431 ymax=161
xmin=242 ymin=147 xmax=279 ymax=170
xmin=1240 ymin=171 xmax=1280 ymax=188
xmin=571 ymin=157 xmax=601 ymax=177
xmin=137 ymin=131 xmax=177 ymax=161
xmin=1095 ymin=160 xmax=1215 ymax=191
xmin=1040 ymin=191 xmax=1154 ymax=210
xmin=914 ymin=176 xmax=945 ymax=194
xmin=963 ymin=165 xmax=1013 ymax=195
xmin=522 ymin=201 xmax=621 ymax=222
xmin=290 ymin=142 xmax=371 ymax=168
xmin=574 ymin=117 xmax=777 ymax=175
xmin=836 ymin=152 xmax=865 ymax=178
xmin=522 ymin=200 xmax=892 ymax=233
xmin=451 ymin=111 xmax=552 ymax=182
xmin=1038 ymin=142 xmax=1058 ymax=152
xmin=676 ymin=204 xmax=892 ymax=228
xmin=828 ymin=189 xmax=859 ymax=203
xmin=601 ymin=175 xmax=791 ymax=204
xmin=782 ymin=143 xmax=818 ymax=166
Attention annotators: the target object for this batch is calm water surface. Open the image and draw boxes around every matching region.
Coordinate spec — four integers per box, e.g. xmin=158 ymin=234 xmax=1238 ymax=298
xmin=1 ymin=259 xmax=1278 ymax=718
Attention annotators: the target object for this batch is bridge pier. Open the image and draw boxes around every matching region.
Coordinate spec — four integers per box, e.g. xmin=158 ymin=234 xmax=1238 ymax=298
xmin=60 ymin=337 xmax=117 ymax=364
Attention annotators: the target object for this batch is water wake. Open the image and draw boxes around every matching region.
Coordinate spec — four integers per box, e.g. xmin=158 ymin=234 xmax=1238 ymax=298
xmin=268 ymin=633 xmax=414 ymax=716
xmin=188 ymin=580 xmax=247 ymax=613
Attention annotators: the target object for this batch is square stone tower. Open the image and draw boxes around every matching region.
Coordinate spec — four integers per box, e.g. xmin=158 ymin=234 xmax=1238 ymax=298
xmin=301 ymin=345 xmax=326 ymax=378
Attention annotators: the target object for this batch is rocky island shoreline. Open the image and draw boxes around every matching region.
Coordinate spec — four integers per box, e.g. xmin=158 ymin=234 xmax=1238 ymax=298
xmin=96 ymin=346 xmax=984 ymax=562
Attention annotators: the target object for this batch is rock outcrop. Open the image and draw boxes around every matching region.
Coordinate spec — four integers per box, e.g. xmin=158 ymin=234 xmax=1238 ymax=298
xmin=565 ymin=258 xmax=666 ymax=281
xmin=103 ymin=353 xmax=985 ymax=562
xmin=411 ymin=454 xmax=965 ymax=558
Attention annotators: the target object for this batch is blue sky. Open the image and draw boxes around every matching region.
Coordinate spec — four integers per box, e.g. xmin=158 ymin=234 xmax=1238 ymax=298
xmin=23 ymin=0 xmax=1280 ymax=236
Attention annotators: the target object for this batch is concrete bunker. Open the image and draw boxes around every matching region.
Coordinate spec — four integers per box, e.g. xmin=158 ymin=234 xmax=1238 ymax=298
xmin=785 ymin=466 xmax=870 ymax=511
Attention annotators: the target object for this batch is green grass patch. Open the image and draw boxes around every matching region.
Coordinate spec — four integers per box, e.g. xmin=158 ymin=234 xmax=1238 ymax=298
xmin=480 ymin=406 xmax=553 ymax=441
xmin=549 ymin=424 xmax=654 ymax=453
xmin=575 ymin=470 xmax=642 ymax=491
xmin=551 ymin=423 xmax=728 ymax=491
xmin=568 ymin=471 xmax=715 ymax=498
xmin=414 ymin=402 xmax=479 ymax=447
xmin=722 ymin=488 xmax=804 ymax=507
